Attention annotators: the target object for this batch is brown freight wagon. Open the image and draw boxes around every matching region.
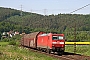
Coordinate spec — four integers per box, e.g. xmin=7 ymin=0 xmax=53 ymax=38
xmin=21 ymin=32 xmax=44 ymax=48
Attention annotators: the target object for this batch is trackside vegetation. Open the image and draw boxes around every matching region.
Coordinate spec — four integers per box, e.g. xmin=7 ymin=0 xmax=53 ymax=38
xmin=0 ymin=43 xmax=59 ymax=60
xmin=65 ymin=45 xmax=90 ymax=56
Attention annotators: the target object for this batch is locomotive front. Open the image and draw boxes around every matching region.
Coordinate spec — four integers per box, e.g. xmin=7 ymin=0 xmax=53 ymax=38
xmin=37 ymin=33 xmax=65 ymax=55
xmin=51 ymin=34 xmax=65 ymax=54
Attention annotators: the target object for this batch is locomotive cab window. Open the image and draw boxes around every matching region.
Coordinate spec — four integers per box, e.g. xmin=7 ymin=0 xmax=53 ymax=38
xmin=52 ymin=36 xmax=63 ymax=40
xmin=58 ymin=36 xmax=63 ymax=39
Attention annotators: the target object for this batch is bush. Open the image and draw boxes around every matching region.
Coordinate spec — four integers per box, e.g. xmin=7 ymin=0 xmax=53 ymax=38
xmin=1 ymin=38 xmax=10 ymax=42
xmin=9 ymin=41 xmax=16 ymax=45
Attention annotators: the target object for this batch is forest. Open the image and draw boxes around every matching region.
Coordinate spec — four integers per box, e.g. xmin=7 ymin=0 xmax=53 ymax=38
xmin=0 ymin=7 xmax=90 ymax=42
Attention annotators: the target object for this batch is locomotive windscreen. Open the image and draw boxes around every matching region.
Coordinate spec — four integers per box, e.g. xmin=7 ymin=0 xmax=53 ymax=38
xmin=52 ymin=36 xmax=63 ymax=40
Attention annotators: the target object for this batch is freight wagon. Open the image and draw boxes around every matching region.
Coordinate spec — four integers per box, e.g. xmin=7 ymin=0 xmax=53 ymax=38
xmin=21 ymin=32 xmax=65 ymax=55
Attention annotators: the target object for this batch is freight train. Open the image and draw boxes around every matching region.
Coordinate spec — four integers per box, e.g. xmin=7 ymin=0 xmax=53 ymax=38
xmin=21 ymin=32 xmax=65 ymax=55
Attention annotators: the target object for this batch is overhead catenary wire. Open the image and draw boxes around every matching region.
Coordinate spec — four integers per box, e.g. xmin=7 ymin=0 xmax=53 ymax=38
xmin=70 ymin=4 xmax=90 ymax=14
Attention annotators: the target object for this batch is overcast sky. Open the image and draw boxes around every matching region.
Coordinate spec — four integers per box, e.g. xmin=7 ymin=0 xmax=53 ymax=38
xmin=0 ymin=0 xmax=90 ymax=15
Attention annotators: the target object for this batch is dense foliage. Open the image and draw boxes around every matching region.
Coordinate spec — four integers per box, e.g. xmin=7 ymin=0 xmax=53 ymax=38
xmin=0 ymin=7 xmax=90 ymax=41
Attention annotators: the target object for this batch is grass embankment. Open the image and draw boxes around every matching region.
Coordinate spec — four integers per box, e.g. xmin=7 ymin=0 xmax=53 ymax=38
xmin=0 ymin=42 xmax=59 ymax=60
xmin=65 ymin=45 xmax=90 ymax=56
xmin=0 ymin=42 xmax=8 ymax=46
xmin=0 ymin=42 xmax=90 ymax=60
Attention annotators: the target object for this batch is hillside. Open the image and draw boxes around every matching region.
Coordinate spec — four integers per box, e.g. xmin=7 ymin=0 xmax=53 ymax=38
xmin=0 ymin=7 xmax=90 ymax=41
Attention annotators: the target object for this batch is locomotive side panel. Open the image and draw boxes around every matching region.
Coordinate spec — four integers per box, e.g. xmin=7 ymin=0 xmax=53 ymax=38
xmin=37 ymin=33 xmax=52 ymax=50
xmin=37 ymin=35 xmax=49 ymax=48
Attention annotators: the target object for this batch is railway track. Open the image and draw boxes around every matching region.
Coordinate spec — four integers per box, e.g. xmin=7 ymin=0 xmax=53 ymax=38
xmin=43 ymin=52 xmax=90 ymax=60
xmin=20 ymin=46 xmax=90 ymax=60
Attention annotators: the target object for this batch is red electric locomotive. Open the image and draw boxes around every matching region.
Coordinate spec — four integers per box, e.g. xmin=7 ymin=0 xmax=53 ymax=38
xmin=21 ymin=32 xmax=65 ymax=55
xmin=37 ymin=33 xmax=65 ymax=54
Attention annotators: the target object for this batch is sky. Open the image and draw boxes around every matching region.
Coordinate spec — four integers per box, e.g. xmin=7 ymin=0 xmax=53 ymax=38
xmin=0 ymin=0 xmax=90 ymax=15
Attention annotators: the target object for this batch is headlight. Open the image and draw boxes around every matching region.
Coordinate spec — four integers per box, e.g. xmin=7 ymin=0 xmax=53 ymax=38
xmin=60 ymin=42 xmax=64 ymax=44
xmin=52 ymin=42 xmax=57 ymax=44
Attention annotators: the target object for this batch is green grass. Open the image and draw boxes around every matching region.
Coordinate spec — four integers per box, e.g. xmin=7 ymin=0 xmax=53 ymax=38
xmin=1 ymin=42 xmax=90 ymax=60
xmin=65 ymin=45 xmax=90 ymax=56
xmin=0 ymin=45 xmax=59 ymax=60
xmin=0 ymin=42 xmax=9 ymax=46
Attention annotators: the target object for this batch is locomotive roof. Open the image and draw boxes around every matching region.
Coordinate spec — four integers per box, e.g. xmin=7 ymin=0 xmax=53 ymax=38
xmin=39 ymin=33 xmax=48 ymax=36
